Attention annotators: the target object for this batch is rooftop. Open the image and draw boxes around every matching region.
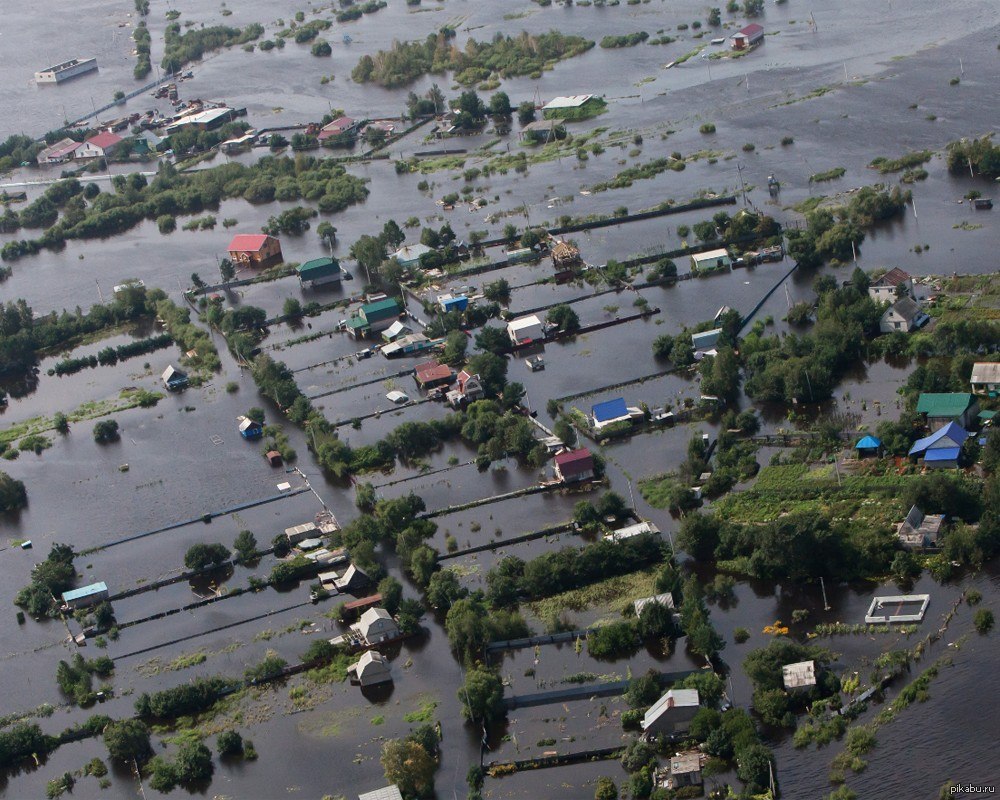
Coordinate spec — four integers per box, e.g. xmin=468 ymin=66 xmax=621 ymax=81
xmin=916 ymin=393 xmax=976 ymax=418
xmin=889 ymin=296 xmax=922 ymax=320
xmin=592 ymin=397 xmax=629 ymax=423
xmin=670 ymin=752 xmax=702 ymax=775
xmin=782 ymin=660 xmax=817 ymax=689
xmin=508 ymin=314 xmax=543 ymax=332
xmin=909 ymin=421 xmax=968 ymax=456
xmin=738 ymin=23 xmax=765 ymax=36
xmin=542 ymin=94 xmax=594 ymax=110
xmin=228 ymin=234 xmax=274 ymax=253
xmin=971 ymin=362 xmax=1000 ymax=384
xmin=642 ymin=689 xmax=700 ymax=730
xmin=872 ymin=267 xmax=911 ymax=287
xmin=85 ymin=131 xmax=123 ymax=149
xmin=855 ymin=435 xmax=882 ymax=450
xmin=358 ymin=786 xmax=403 ymax=800
xmin=633 ymin=592 xmax=676 ymax=616
xmin=62 ymin=582 xmax=108 ymax=602
xmin=554 ymin=447 xmax=593 ymax=472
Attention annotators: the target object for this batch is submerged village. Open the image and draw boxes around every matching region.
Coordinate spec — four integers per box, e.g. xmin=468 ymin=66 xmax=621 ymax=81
xmin=0 ymin=1 xmax=998 ymax=799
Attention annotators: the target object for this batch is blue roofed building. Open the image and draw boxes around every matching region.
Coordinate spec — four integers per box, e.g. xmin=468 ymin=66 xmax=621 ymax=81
xmin=591 ymin=397 xmax=632 ymax=433
xmin=61 ymin=582 xmax=109 ymax=609
xmin=908 ymin=421 xmax=968 ymax=469
xmin=855 ymin=435 xmax=882 ymax=457
xmin=438 ymin=294 xmax=469 ymax=313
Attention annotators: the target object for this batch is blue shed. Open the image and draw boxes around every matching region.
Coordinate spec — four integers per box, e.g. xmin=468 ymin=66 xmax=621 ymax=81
xmin=439 ymin=294 xmax=469 ymax=313
xmin=855 ymin=435 xmax=881 ymax=456
xmin=239 ymin=417 xmax=264 ymax=439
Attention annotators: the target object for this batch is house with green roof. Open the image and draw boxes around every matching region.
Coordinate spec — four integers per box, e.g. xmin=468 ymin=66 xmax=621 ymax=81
xmin=297 ymin=257 xmax=341 ymax=288
xmin=916 ymin=392 xmax=979 ymax=431
xmin=346 ymin=297 xmax=402 ymax=339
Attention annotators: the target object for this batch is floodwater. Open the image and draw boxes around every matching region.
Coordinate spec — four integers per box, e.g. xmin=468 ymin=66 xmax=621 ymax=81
xmin=2 ymin=0 xmax=1000 ymax=798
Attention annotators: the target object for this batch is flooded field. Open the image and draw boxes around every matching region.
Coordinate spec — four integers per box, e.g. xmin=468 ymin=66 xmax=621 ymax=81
xmin=1 ymin=0 xmax=999 ymax=797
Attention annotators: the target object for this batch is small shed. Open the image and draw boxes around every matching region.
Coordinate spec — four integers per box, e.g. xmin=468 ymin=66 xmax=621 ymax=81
xmin=347 ymin=650 xmax=392 ymax=687
xmin=691 ymin=249 xmax=731 ymax=272
xmin=265 ymin=450 xmax=283 ymax=467
xmin=391 ymin=243 xmax=433 ymax=268
xmin=591 ymin=397 xmax=631 ymax=432
xmin=161 ymin=365 xmax=188 ymax=391
xmin=970 ymin=362 xmax=1000 ymax=395
xmin=550 ymin=239 xmax=581 ymax=269
xmin=238 ymin=417 xmax=263 ymax=440
xmin=438 ymin=293 xmax=469 ymax=313
xmin=61 ymin=582 xmax=110 ymax=610
xmin=386 ymin=390 xmax=410 ymax=404
xmin=382 ymin=320 xmax=413 ymax=343
xmin=731 ymin=23 xmax=764 ymax=50
xmin=854 ymin=435 xmax=882 ymax=458
xmin=285 ymin=522 xmax=319 ymax=544
xmin=553 ymin=447 xmax=595 ymax=483
xmin=897 ymin=505 xmax=944 ymax=549
xmin=669 ymin=752 xmax=703 ymax=788
xmin=691 ymin=328 xmax=722 ymax=353
xmin=633 ymin=592 xmax=676 ymax=616
xmin=520 ymin=118 xmax=565 ymax=144
xmin=297 ymin=257 xmax=341 ymax=288
xmin=916 ymin=394 xmax=979 ymax=431
xmin=605 ymin=521 xmax=660 ymax=543
xmin=782 ymin=660 xmax=817 ymax=691
xmin=335 ymin=564 xmax=370 ymax=593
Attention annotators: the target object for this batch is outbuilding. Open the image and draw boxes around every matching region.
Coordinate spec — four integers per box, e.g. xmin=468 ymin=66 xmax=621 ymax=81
xmin=669 ymin=752 xmax=703 ymax=789
xmin=358 ymin=786 xmax=403 ymax=800
xmin=161 ymin=365 xmax=188 ymax=391
xmin=553 ymin=447 xmax=595 ymax=483
xmin=346 ymin=298 xmax=402 ymax=339
xmin=61 ymin=582 xmax=109 ymax=610
xmin=507 ymin=315 xmax=545 ymax=345
xmin=238 ymin=417 xmax=263 ymax=439
xmin=782 ymin=660 xmax=817 ymax=691
xmin=382 ymin=320 xmax=413 ymax=343
xmin=970 ymin=362 xmax=1000 ymax=395
xmin=228 ymin=234 xmax=283 ymax=269
xmin=897 ymin=505 xmax=944 ymax=549
xmin=731 ymin=23 xmax=764 ymax=50
xmin=854 ymin=435 xmax=882 ymax=458
xmin=297 ymin=257 xmax=341 ymax=288
xmin=438 ymin=293 xmax=469 ymax=313
xmin=591 ymin=397 xmax=632 ymax=432
xmin=691 ymin=249 xmax=731 ymax=272
xmin=415 ymin=360 xmax=454 ymax=389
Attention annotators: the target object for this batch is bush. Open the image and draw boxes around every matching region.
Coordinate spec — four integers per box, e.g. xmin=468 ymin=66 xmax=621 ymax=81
xmin=700 ymin=123 xmax=716 ymax=134
xmin=184 ymin=542 xmax=231 ymax=571
xmin=587 ymin=621 xmax=639 ymax=659
xmin=92 ymin=419 xmax=120 ymax=443
xmin=974 ymin=609 xmax=994 ymax=634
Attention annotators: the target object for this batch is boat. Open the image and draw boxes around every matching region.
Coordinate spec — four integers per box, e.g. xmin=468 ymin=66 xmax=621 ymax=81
xmin=710 ymin=37 xmax=726 ymax=45
xmin=972 ymin=198 xmax=993 ymax=210
xmin=35 ymin=58 xmax=98 ymax=84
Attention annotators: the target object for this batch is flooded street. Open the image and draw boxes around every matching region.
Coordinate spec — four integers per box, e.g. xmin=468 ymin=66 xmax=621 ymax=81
xmin=1 ymin=0 xmax=999 ymax=798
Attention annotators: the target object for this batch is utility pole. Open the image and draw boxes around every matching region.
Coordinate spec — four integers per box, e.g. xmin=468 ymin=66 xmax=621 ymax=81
xmin=736 ymin=162 xmax=749 ymax=207
xmin=820 ymin=576 xmax=831 ymax=611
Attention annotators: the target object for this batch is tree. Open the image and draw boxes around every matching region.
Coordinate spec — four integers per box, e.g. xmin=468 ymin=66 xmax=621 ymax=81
xmin=316 ymin=221 xmax=337 ymax=247
xmin=736 ymin=743 xmax=772 ymax=789
xmin=219 ymin=258 xmax=235 ymax=283
xmin=594 ymin=777 xmax=618 ymax=800
xmin=103 ymin=719 xmax=152 ymax=764
xmin=890 ymin=551 xmax=920 ymax=585
xmin=483 ymin=278 xmax=511 ymax=305
xmin=175 ymin=740 xmax=213 ymax=782
xmin=459 ymin=666 xmax=504 ymax=723
xmin=708 ymin=6 xmax=722 ymax=25
xmin=441 ymin=330 xmax=468 ymax=366
xmin=283 ymin=298 xmax=303 ymax=320
xmin=426 ymin=569 xmax=468 ymax=612
xmin=743 ymin=0 xmax=765 ymax=16
xmin=474 ymin=325 xmax=509 ymax=355
xmin=233 ymin=530 xmax=258 ymax=564
xmin=489 ymin=91 xmax=512 ymax=117
xmin=0 ymin=472 xmax=27 ymax=512
xmin=381 ymin=739 xmax=436 ymax=799
xmin=183 ymin=542 xmax=231 ymax=571
xmin=216 ymin=731 xmax=243 ymax=758
xmin=546 ymin=304 xmax=580 ymax=333
xmin=553 ymin=418 xmax=577 ymax=447
xmin=349 ymin=234 xmax=387 ymax=285
xmin=445 ymin=598 xmax=489 ymax=666
xmin=677 ymin=513 xmax=721 ymax=561
xmin=92 ymin=419 xmax=120 ymax=443
xmin=517 ymin=101 xmax=536 ymax=125
xmin=467 ymin=352 xmax=508 ymax=397
xmin=377 ymin=576 xmax=403 ymax=615
xmin=501 ymin=382 xmax=526 ymax=411
xmin=380 ymin=219 xmax=406 ymax=250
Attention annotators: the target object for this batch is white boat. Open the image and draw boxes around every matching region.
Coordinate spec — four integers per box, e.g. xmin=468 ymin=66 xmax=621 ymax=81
xmin=710 ymin=38 xmax=726 ymax=45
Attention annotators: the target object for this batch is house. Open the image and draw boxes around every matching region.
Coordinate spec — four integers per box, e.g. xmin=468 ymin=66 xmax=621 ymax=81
xmin=285 ymin=522 xmax=319 ymax=545
xmin=161 ymin=365 xmax=188 ymax=391
xmin=382 ymin=320 xmax=413 ymax=343
xmin=317 ymin=116 xmax=359 ymax=141
xmin=297 ymin=257 xmax=341 ymax=288
xmin=606 ymin=521 xmax=660 ymax=543
xmin=897 ymin=505 xmax=944 ymax=549
xmin=61 ymin=582 xmax=109 ymax=610
xmin=916 ymin=393 xmax=979 ymax=430
xmin=970 ymin=362 xmax=1000 ymax=395
xmin=265 ymin=450 xmax=283 ymax=467
xmin=868 ymin=267 xmax=914 ymax=303
xmin=525 ymin=355 xmax=545 ymax=371
xmin=347 ymin=650 xmax=392 ymax=687
xmin=692 ymin=328 xmax=722 ymax=354
xmin=165 ymin=106 xmax=238 ymax=134
xmin=669 ymin=752 xmax=703 ymax=789
xmin=351 ymin=607 xmax=400 ymax=644
xmin=642 ymin=689 xmax=700 ymax=736
xmin=908 ymin=421 xmax=969 ymax=468
xmin=227 ymin=234 xmax=283 ymax=269
xmin=438 ymin=293 xmax=469 ymax=314
xmin=879 ymin=296 xmax=928 ymax=334
xmin=782 ymin=660 xmax=817 ymax=691
xmin=335 ymin=564 xmax=370 ymax=593
xmin=414 ymin=360 xmax=455 ymax=389
xmin=37 ymin=138 xmax=82 ymax=165
xmin=238 ymin=417 xmax=263 ymax=440
xmin=346 ymin=298 xmax=402 ymax=339
xmin=550 ymin=240 xmax=581 ymax=270
xmin=591 ymin=397 xmax=632 ymax=432
xmin=633 ymin=593 xmax=676 ymax=616
xmin=447 ymin=370 xmax=484 ymax=407
xmin=731 ymin=23 xmax=765 ymax=50
xmin=382 ymin=334 xmax=435 ymax=358
xmin=542 ymin=94 xmax=594 ymax=112
xmin=553 ymin=448 xmax=595 ymax=483
xmin=76 ymin=131 xmax=124 ymax=160
xmin=507 ymin=314 xmax=545 ymax=345
xmin=358 ymin=785 xmax=403 ymax=800
xmin=691 ymin=248 xmax=731 ymax=272
xmin=854 ymin=435 xmax=882 ymax=458
xmin=391 ymin=243 xmax=433 ymax=268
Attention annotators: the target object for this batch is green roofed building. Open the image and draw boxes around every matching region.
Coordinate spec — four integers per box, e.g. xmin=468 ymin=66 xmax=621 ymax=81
xmin=916 ymin=392 xmax=979 ymax=431
xmin=297 ymin=257 xmax=341 ymax=288
xmin=346 ymin=297 xmax=402 ymax=339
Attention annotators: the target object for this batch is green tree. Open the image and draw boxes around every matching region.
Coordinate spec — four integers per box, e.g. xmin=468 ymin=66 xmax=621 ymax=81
xmin=594 ymin=776 xmax=618 ymax=800
xmin=517 ymin=101 xmax=536 ymax=125
xmin=233 ymin=530 xmax=258 ymax=564
xmin=426 ymin=569 xmax=468 ymax=612
xmin=736 ymin=743 xmax=772 ymax=789
xmin=546 ymin=304 xmax=580 ymax=333
xmin=553 ymin=418 xmax=577 ymax=447
xmin=445 ymin=598 xmax=489 ymax=666
xmin=377 ymin=576 xmax=403 ymax=615
xmin=459 ymin=666 xmax=504 ymax=723
xmin=489 ymin=91 xmax=512 ymax=117
xmin=474 ymin=325 xmax=509 ymax=355
xmin=0 ymin=471 xmax=27 ymax=512
xmin=183 ymin=542 xmax=231 ymax=571
xmin=216 ymin=730 xmax=244 ymax=757
xmin=381 ymin=738 xmax=436 ymax=799
xmin=175 ymin=740 xmax=213 ymax=782
xmin=103 ymin=719 xmax=152 ymax=764
xmin=92 ymin=419 xmax=120 ymax=443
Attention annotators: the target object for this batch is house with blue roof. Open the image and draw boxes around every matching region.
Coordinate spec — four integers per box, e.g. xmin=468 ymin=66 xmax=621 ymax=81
xmin=591 ymin=397 xmax=633 ymax=433
xmin=908 ymin=421 xmax=968 ymax=469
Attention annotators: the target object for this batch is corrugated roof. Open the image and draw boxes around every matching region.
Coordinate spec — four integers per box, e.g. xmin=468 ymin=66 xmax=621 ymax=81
xmin=872 ymin=267 xmax=911 ymax=287
xmin=971 ymin=362 xmax=1000 ymax=384
xmin=924 ymin=447 xmax=961 ymax=462
xmin=543 ymin=95 xmax=594 ymax=110
xmin=889 ymin=296 xmax=921 ymax=320
xmin=62 ymin=582 xmax=108 ymax=602
xmin=554 ymin=447 xmax=593 ymax=472
xmin=228 ymin=234 xmax=273 ymax=252
xmin=738 ymin=23 xmax=764 ymax=36
xmin=298 ymin=257 xmax=340 ymax=278
xmin=358 ymin=785 xmax=403 ymax=800
xmin=362 ymin=297 xmax=401 ymax=318
xmin=642 ymin=689 xmax=700 ymax=730
xmin=782 ymin=660 xmax=816 ymax=689
xmin=916 ymin=393 xmax=975 ymax=418
xmin=909 ymin=421 xmax=968 ymax=456
xmin=592 ymin=397 xmax=629 ymax=423
xmin=85 ymin=131 xmax=123 ymax=149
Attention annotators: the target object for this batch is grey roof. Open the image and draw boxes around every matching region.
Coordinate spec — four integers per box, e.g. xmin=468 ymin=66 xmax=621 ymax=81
xmin=671 ymin=752 xmax=702 ymax=774
xmin=781 ymin=660 xmax=816 ymax=689
xmin=359 ymin=784 xmax=403 ymax=800
xmin=642 ymin=689 xmax=699 ymax=730
xmin=889 ymin=296 xmax=921 ymax=321
xmin=898 ymin=505 xmax=944 ymax=547
xmin=971 ymin=362 xmax=1000 ymax=385
xmin=633 ymin=592 xmax=675 ymax=615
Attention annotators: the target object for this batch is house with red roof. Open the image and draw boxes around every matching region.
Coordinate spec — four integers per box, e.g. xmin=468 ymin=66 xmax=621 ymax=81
xmin=553 ymin=447 xmax=595 ymax=483
xmin=868 ymin=267 xmax=914 ymax=303
xmin=227 ymin=234 xmax=283 ymax=269
xmin=414 ymin=360 xmax=455 ymax=389
xmin=318 ymin=116 xmax=360 ymax=141
xmin=447 ymin=370 xmax=484 ymax=407
xmin=731 ymin=23 xmax=764 ymax=50
xmin=76 ymin=131 xmax=125 ymax=160
xmin=37 ymin=138 xmax=83 ymax=165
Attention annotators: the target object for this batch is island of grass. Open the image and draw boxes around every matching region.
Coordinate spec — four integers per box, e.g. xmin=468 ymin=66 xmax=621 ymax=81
xmin=351 ymin=30 xmax=594 ymax=88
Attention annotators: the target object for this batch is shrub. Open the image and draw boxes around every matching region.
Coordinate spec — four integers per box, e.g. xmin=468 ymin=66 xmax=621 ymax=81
xmin=92 ymin=419 xmax=120 ymax=443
